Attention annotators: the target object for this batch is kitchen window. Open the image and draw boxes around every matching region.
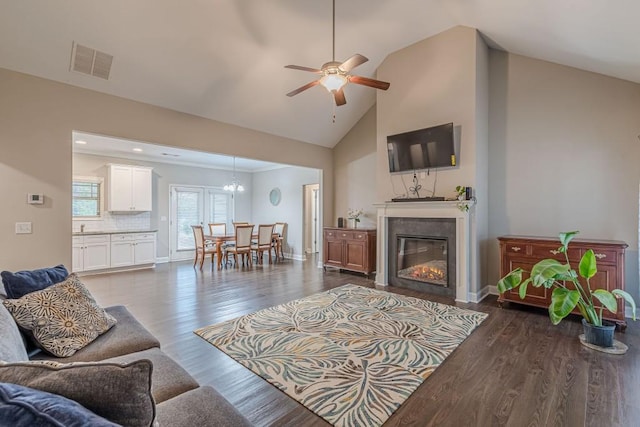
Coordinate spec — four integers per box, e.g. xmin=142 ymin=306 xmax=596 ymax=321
xmin=72 ymin=176 xmax=104 ymax=219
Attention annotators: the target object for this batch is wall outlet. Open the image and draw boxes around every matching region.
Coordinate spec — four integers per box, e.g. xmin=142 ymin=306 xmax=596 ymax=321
xmin=15 ymin=222 xmax=32 ymax=234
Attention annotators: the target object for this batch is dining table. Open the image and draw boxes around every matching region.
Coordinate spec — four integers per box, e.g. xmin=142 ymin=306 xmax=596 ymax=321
xmin=204 ymin=233 xmax=281 ymax=269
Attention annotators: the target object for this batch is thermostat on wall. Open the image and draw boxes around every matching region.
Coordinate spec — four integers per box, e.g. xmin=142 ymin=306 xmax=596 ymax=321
xmin=27 ymin=194 xmax=44 ymax=204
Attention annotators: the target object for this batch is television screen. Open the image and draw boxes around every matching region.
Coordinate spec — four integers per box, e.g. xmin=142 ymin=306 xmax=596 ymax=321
xmin=386 ymin=122 xmax=455 ymax=173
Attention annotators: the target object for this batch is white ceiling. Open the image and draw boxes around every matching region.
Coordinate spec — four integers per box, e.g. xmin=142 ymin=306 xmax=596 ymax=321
xmin=2 ymin=1 xmax=640 ymax=148
xmin=73 ymin=132 xmax=286 ymax=172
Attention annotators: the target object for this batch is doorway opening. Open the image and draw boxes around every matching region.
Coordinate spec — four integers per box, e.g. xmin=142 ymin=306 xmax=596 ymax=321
xmin=303 ymin=183 xmax=320 ymax=256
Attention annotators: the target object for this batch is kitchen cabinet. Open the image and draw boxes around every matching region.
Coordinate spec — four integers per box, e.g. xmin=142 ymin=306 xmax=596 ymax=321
xmin=107 ymin=164 xmax=152 ymax=212
xmin=498 ymin=235 xmax=628 ymax=329
xmin=72 ymin=235 xmax=111 ymax=272
xmin=110 ymin=232 xmax=156 ymax=267
xmin=323 ymin=228 xmax=376 ymax=277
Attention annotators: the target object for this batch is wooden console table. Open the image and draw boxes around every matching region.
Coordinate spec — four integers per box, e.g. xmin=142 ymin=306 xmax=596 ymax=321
xmin=323 ymin=227 xmax=376 ymax=278
xmin=498 ymin=235 xmax=628 ymax=329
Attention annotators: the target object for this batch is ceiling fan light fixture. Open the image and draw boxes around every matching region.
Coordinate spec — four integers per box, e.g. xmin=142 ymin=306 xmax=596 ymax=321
xmin=320 ymin=73 xmax=348 ymax=92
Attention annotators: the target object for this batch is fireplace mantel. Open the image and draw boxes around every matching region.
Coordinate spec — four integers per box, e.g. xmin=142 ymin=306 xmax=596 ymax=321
xmin=374 ymin=200 xmax=478 ymax=303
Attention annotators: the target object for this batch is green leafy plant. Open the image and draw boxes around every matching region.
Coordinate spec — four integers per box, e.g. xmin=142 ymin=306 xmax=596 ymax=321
xmin=455 ymin=186 xmax=469 ymax=212
xmin=497 ymin=231 xmax=637 ymax=326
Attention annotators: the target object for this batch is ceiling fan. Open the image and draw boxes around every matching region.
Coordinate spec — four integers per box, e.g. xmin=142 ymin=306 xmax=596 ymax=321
xmin=285 ymin=0 xmax=390 ymax=107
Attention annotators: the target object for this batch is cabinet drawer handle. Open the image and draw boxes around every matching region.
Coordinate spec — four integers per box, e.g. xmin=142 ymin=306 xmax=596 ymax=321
xmin=595 ymin=253 xmax=607 ymax=259
xmin=342 ymin=234 xmax=347 ymax=237
xmin=549 ymin=249 xmax=560 ymax=255
xmin=511 ymin=246 xmax=521 ymax=252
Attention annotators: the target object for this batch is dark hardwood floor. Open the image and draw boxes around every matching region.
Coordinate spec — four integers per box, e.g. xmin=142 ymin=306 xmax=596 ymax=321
xmin=81 ymin=257 xmax=640 ymax=426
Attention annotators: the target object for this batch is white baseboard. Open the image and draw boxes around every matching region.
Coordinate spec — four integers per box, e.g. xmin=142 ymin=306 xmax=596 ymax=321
xmin=317 ymin=261 xmax=324 ymax=269
xmin=155 ymin=257 xmax=169 ymax=264
xmin=468 ymin=286 xmax=492 ymax=303
xmin=284 ymin=253 xmax=306 ymax=262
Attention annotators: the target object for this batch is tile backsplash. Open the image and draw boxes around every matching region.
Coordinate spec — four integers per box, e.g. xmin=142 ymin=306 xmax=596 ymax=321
xmin=73 ymin=211 xmax=152 ymax=232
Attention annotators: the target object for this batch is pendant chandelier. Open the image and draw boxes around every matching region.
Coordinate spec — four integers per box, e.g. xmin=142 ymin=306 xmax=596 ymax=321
xmin=223 ymin=156 xmax=244 ymax=192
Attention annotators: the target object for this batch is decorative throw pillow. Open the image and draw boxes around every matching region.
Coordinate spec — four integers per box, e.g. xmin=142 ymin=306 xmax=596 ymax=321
xmin=2 ymin=274 xmax=116 ymax=357
xmin=0 ymin=382 xmax=119 ymax=427
xmin=0 ymin=359 xmax=155 ymax=427
xmin=0 ymin=303 xmax=29 ymax=363
xmin=1 ymin=265 xmax=68 ymax=299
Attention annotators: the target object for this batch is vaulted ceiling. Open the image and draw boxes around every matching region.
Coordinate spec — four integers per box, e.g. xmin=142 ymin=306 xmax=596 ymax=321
xmin=1 ymin=1 xmax=638 ymax=148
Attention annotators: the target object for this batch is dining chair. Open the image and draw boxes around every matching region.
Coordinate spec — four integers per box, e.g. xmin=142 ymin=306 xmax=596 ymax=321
xmin=208 ymin=223 xmax=226 ymax=236
xmin=252 ymin=224 xmax=275 ymax=264
xmin=224 ymin=224 xmax=254 ymax=267
xmin=273 ymin=222 xmax=286 ymax=260
xmin=191 ymin=225 xmax=216 ymax=270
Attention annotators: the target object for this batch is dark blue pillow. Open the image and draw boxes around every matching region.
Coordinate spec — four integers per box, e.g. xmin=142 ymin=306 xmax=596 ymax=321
xmin=0 ymin=382 xmax=119 ymax=427
xmin=1 ymin=265 xmax=68 ymax=299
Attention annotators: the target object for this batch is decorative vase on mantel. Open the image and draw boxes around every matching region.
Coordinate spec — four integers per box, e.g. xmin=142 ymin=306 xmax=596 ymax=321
xmin=347 ymin=218 xmax=357 ymax=229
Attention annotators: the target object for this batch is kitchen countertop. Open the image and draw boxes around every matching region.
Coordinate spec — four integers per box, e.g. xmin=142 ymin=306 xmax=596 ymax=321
xmin=72 ymin=229 xmax=157 ymax=236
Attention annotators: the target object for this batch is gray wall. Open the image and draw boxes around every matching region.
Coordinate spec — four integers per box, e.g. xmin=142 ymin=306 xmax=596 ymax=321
xmin=376 ymin=26 xmax=489 ymax=292
xmin=0 ymin=67 xmax=333 ymax=271
xmin=73 ymin=153 xmax=252 ymax=259
xmin=488 ymin=50 xmax=640 ymax=301
xmin=251 ymin=166 xmax=320 ymax=259
xmin=332 ymin=105 xmax=377 ymax=228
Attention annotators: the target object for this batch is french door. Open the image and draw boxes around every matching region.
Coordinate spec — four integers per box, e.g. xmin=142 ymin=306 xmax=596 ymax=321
xmin=169 ymin=186 xmax=232 ymax=261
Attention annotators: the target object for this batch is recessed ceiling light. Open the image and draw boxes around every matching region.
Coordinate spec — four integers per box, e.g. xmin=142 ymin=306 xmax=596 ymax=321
xmin=132 ymin=148 xmax=143 ymax=152
xmin=75 ymin=140 xmax=87 ymax=145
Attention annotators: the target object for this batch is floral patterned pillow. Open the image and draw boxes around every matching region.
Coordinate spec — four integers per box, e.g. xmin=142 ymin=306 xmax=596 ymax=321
xmin=2 ymin=274 xmax=116 ymax=357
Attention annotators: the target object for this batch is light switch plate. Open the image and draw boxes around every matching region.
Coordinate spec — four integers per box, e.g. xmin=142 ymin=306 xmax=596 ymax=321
xmin=15 ymin=222 xmax=32 ymax=234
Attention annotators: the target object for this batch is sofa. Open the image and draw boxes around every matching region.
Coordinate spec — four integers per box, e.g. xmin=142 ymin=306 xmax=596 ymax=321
xmin=0 ymin=269 xmax=252 ymax=426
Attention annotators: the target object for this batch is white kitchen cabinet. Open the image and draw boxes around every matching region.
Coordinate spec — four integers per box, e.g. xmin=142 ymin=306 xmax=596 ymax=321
xmin=72 ymin=235 xmax=111 ymax=272
xmin=107 ymin=164 xmax=152 ymax=212
xmin=110 ymin=232 xmax=156 ymax=267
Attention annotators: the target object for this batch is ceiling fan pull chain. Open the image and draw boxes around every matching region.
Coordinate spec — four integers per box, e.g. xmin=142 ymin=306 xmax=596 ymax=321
xmin=332 ymin=99 xmax=336 ymax=123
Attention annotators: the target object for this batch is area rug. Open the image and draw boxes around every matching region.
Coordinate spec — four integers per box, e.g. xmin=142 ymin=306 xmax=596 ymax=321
xmin=194 ymin=284 xmax=487 ymax=426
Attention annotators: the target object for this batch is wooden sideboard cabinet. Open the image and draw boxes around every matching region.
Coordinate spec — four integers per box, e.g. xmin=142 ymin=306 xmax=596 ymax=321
xmin=498 ymin=235 xmax=628 ymax=329
xmin=324 ymin=228 xmax=376 ymax=277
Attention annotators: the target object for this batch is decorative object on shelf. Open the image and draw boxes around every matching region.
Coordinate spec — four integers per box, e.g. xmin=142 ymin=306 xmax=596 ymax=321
xmin=347 ymin=208 xmax=363 ymax=228
xmin=455 ymin=186 xmax=469 ymax=212
xmin=409 ymin=172 xmax=422 ymax=198
xmin=497 ymin=231 xmax=636 ymax=353
xmin=269 ymin=188 xmax=281 ymax=206
xmin=223 ymin=157 xmax=244 ymax=193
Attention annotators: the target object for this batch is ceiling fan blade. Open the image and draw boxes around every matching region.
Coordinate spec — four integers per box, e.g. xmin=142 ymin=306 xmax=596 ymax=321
xmin=284 ymin=65 xmax=322 ymax=74
xmin=349 ymin=75 xmax=390 ymax=90
xmin=286 ymin=80 xmax=320 ymax=97
xmin=339 ymin=54 xmax=368 ymax=72
xmin=333 ymin=89 xmax=346 ymax=106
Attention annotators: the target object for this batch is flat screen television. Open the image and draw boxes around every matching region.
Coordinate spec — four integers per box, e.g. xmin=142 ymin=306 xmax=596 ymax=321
xmin=387 ymin=122 xmax=455 ymax=173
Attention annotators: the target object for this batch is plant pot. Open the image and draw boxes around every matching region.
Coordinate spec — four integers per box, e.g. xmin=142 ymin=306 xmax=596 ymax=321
xmin=347 ymin=218 xmax=357 ymax=229
xmin=582 ymin=319 xmax=615 ymax=348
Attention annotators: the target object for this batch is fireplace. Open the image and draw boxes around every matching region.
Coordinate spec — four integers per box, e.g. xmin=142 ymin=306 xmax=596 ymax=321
xmin=375 ymin=200 xmax=479 ymax=302
xmin=387 ymin=217 xmax=456 ymax=297
xmin=396 ymin=236 xmax=448 ymax=286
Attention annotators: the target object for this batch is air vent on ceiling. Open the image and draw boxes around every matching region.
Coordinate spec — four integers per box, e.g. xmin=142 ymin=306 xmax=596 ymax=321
xmin=161 ymin=153 xmax=181 ymax=157
xmin=70 ymin=42 xmax=113 ymax=80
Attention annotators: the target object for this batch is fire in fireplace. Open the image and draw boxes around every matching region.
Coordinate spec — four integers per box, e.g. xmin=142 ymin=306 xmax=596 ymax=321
xmin=396 ymin=236 xmax=448 ymax=287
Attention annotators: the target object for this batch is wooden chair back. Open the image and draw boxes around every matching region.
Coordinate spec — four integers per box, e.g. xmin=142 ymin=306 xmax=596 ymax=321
xmin=274 ymin=222 xmax=286 ymax=236
xmin=191 ymin=225 xmax=205 ymax=248
xmin=234 ymin=224 xmax=254 ymax=249
xmin=257 ymin=224 xmax=275 ymax=246
xmin=233 ymin=221 xmax=249 ymax=226
xmin=208 ymin=223 xmax=226 ymax=236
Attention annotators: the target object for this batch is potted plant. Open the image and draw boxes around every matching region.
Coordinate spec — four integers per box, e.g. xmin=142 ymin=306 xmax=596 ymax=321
xmin=497 ymin=231 xmax=636 ymax=350
xmin=455 ymin=186 xmax=470 ymax=212
xmin=347 ymin=208 xmax=363 ymax=229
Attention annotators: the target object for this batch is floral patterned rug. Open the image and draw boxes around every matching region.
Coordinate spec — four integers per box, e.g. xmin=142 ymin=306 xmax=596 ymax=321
xmin=194 ymin=284 xmax=487 ymax=427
